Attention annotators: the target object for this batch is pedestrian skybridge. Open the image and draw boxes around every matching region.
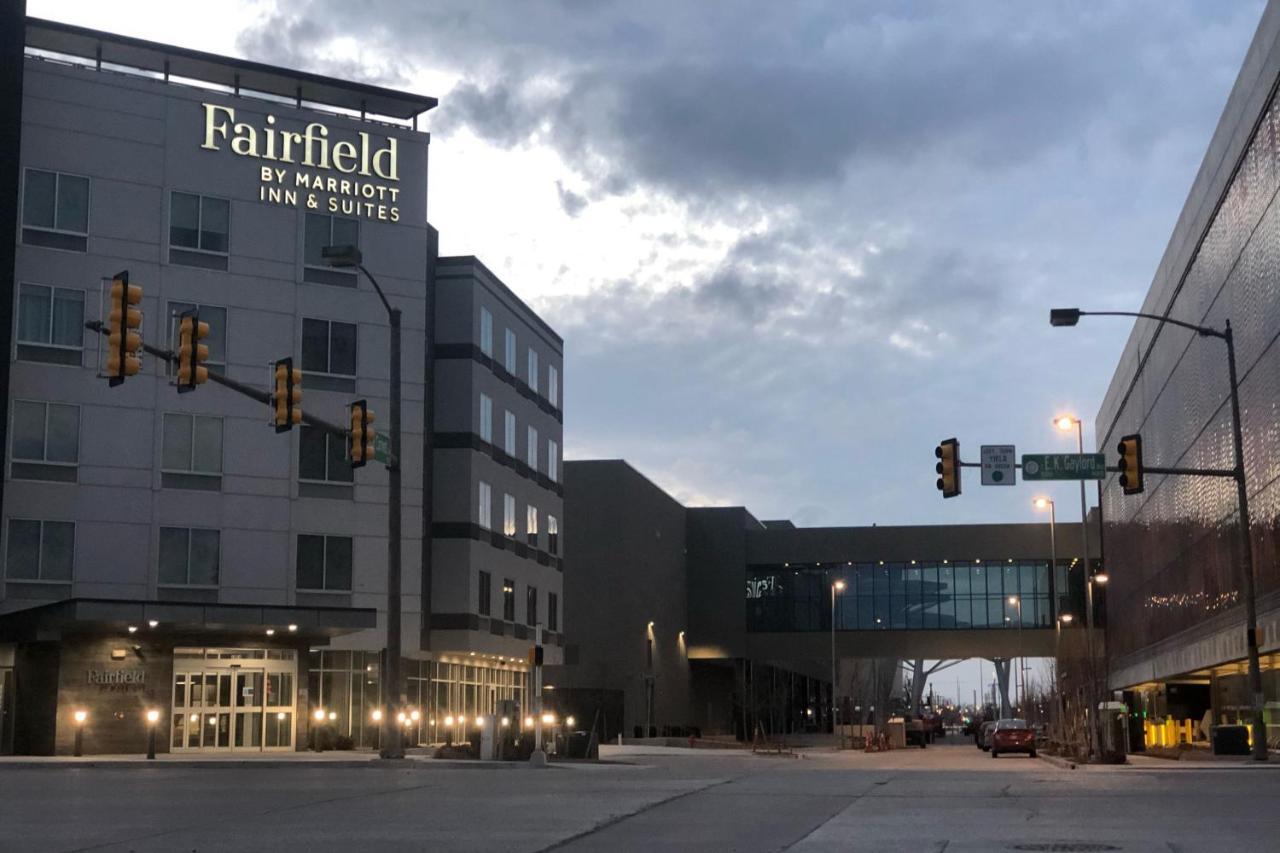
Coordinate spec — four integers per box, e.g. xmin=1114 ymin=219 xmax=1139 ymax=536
xmin=744 ymin=558 xmax=1092 ymax=659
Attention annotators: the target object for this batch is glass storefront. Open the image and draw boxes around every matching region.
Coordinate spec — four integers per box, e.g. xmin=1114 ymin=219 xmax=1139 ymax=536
xmin=307 ymin=652 xmax=528 ymax=747
xmin=747 ymin=560 xmax=1081 ymax=632
xmin=171 ymin=647 xmax=297 ymax=751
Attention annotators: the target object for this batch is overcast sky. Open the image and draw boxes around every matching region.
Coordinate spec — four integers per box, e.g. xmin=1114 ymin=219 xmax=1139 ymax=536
xmin=30 ymin=0 xmax=1265 ymax=705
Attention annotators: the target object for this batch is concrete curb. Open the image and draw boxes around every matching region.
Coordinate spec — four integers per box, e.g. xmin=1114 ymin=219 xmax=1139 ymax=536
xmin=1037 ymin=752 xmax=1078 ymax=770
xmin=0 ymin=757 xmax=571 ymax=771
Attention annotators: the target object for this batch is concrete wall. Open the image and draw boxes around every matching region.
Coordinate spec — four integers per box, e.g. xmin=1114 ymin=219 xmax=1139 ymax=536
xmin=547 ymin=460 xmax=689 ymax=733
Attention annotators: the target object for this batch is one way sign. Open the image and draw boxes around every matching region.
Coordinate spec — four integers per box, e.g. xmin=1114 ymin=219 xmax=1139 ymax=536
xmin=981 ymin=445 xmax=1016 ymax=486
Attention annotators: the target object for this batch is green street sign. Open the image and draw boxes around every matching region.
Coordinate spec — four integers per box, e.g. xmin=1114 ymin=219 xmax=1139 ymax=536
xmin=374 ymin=432 xmax=391 ymax=464
xmin=1021 ymin=453 xmax=1106 ymax=481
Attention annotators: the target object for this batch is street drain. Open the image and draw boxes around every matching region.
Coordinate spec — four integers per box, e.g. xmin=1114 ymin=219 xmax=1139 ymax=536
xmin=1008 ymin=845 xmax=1121 ymax=852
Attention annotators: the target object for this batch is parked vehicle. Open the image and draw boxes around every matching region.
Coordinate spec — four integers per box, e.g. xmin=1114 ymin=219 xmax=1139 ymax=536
xmin=977 ymin=721 xmax=997 ymax=751
xmin=904 ymin=717 xmax=929 ymax=748
xmin=990 ymin=718 xmax=1036 ymax=758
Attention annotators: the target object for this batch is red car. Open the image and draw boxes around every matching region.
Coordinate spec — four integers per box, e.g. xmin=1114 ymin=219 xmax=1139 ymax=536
xmin=990 ymin=719 xmax=1036 ymax=758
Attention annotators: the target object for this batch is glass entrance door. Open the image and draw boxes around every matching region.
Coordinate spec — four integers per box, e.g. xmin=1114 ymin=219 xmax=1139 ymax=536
xmin=171 ymin=648 xmax=296 ymax=752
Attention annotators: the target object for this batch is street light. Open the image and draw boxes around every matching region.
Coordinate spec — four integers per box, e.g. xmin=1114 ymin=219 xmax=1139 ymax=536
xmin=324 ymin=243 xmax=406 ymax=760
xmin=1054 ymin=306 xmax=1267 ymax=761
xmin=831 ymin=579 xmax=846 ymax=735
xmin=1008 ymin=595 xmax=1024 ymax=711
xmin=1033 ymin=496 xmax=1058 ymax=722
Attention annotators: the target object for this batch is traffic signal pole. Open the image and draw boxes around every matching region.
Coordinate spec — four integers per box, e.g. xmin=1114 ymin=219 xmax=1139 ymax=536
xmin=84 ymin=320 xmax=351 ymax=442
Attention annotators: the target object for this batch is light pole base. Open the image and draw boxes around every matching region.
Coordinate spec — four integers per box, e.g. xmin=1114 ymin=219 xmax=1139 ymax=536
xmin=529 ymin=749 xmax=548 ymax=768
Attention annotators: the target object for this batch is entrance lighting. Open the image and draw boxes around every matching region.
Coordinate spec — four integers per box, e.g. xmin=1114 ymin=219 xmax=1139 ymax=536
xmin=127 ymin=626 xmax=137 ymax=634
xmin=147 ymin=620 xmax=159 ymax=628
xmin=524 ymin=716 xmax=534 ymax=728
xmin=313 ymin=709 xmax=326 ymax=723
xmin=1094 ymin=571 xmax=1110 ymax=585
xmin=410 ymin=710 xmax=421 ymax=722
xmin=501 ymin=717 xmax=511 ymax=728
xmin=73 ymin=709 xmax=88 ymax=724
xmin=287 ymin=624 xmax=298 ymax=632
xmin=371 ymin=709 xmax=383 ymax=723
xmin=328 ymin=711 xmax=337 ymax=721
xmin=444 ymin=715 xmax=454 ymax=726
xmin=566 ymin=716 xmax=576 ymax=728
xmin=1060 ymin=614 xmax=1074 ymax=624
xmin=265 ymin=628 xmax=275 ymax=636
xmin=541 ymin=712 xmax=555 ymax=725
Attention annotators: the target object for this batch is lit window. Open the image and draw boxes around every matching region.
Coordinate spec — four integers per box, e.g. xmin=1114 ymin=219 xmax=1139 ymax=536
xmin=503 ymin=493 xmax=516 ymax=537
xmin=478 ymin=481 xmax=492 ymax=530
xmin=526 ymin=504 xmax=538 ymax=547
xmin=547 ymin=515 xmax=559 ymax=556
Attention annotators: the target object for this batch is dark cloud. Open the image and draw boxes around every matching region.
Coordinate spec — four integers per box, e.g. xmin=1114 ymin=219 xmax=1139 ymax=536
xmin=230 ymin=0 xmax=1265 ymax=525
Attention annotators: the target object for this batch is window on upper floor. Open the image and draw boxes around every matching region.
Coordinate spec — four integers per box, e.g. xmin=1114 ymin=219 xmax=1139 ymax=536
xmin=503 ymin=578 xmax=515 ymax=622
xmin=167 ymin=302 xmax=227 ymax=373
xmin=169 ymin=191 xmax=229 ymax=270
xmin=548 ymin=592 xmax=559 ymax=632
xmin=504 ymin=328 xmax=516 ymax=373
xmin=302 ymin=318 xmax=357 ymax=377
xmin=303 ymin=212 xmax=359 ymax=286
xmin=299 ymin=424 xmax=354 ymax=485
xmin=527 ymin=426 xmax=538 ymax=470
xmin=527 ymin=584 xmax=538 ymax=627
xmin=161 ymin=413 xmax=223 ymax=491
xmin=548 ymin=365 xmax=559 ymax=409
xmin=503 ymin=493 xmax=516 ymax=537
xmin=5 ymin=519 xmax=74 ymax=582
xmin=159 ymin=526 xmax=220 ymax=587
xmin=548 ymin=515 xmax=559 ymax=556
xmin=480 ymin=393 xmax=493 ymax=443
xmin=296 ymin=534 xmax=353 ymax=591
xmin=480 ymin=307 xmax=493 ymax=357
xmin=526 ymin=504 xmax=538 ymax=547
xmin=11 ymin=400 xmax=78 ymax=483
xmin=478 ymin=481 xmax=492 ymax=530
xmin=528 ymin=349 xmax=539 ymax=393
xmin=22 ymin=169 xmax=88 ymax=251
xmin=478 ymin=570 xmax=492 ymax=617
xmin=548 ymin=439 xmax=559 ymax=483
xmin=504 ymin=410 xmax=516 ymax=457
xmin=17 ymin=283 xmax=84 ymax=364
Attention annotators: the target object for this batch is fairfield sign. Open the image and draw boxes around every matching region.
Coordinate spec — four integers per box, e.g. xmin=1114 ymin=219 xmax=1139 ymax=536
xmin=200 ymin=103 xmax=404 ymax=222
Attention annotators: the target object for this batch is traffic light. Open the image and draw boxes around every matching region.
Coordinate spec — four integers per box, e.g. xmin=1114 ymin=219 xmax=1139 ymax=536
xmin=105 ymin=271 xmax=142 ymax=386
xmin=1117 ymin=433 xmax=1144 ymax=495
xmin=273 ymin=357 xmax=302 ymax=432
xmin=349 ymin=399 xmax=376 ymax=468
xmin=935 ymin=438 xmax=961 ymax=498
xmin=175 ymin=310 xmax=210 ymax=392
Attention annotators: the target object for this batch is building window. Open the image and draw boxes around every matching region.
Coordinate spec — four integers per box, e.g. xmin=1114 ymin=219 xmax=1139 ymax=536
xmin=548 ymin=365 xmax=559 ymax=408
xmin=548 ymin=592 xmax=559 ymax=632
xmin=503 ymin=578 xmax=515 ymax=622
xmin=504 ymin=328 xmax=516 ymax=373
xmin=548 ymin=515 xmax=559 ymax=556
xmin=548 ymin=439 xmax=559 ymax=483
xmin=503 ymin=493 xmax=516 ymax=537
xmin=528 ymin=349 xmax=539 ymax=393
xmin=527 ymin=585 xmax=538 ymax=627
xmin=526 ymin=504 xmax=538 ymax=547
xmin=167 ymin=302 xmax=227 ymax=371
xmin=303 ymin=213 xmax=359 ymax=286
xmin=299 ymin=425 xmax=354 ymax=484
xmin=504 ymin=410 xmax=516 ymax=456
xmin=478 ymin=570 xmax=492 ymax=616
xmin=22 ymin=169 xmax=89 ymax=250
xmin=479 ymin=393 xmax=493 ymax=443
xmin=5 ymin=519 xmax=74 ymax=582
xmin=11 ymin=400 xmax=78 ymax=482
xmin=480 ymin=307 xmax=493 ymax=357
xmin=478 ymin=481 xmax=492 ymax=530
xmin=296 ymin=534 xmax=353 ymax=591
xmin=527 ymin=426 xmax=538 ymax=470
xmin=17 ymin=284 xmax=84 ymax=363
xmin=169 ymin=191 xmax=229 ymax=270
xmin=161 ymin=413 xmax=223 ymax=490
xmin=302 ymin=318 xmax=357 ymax=376
xmin=159 ymin=527 xmax=220 ymax=587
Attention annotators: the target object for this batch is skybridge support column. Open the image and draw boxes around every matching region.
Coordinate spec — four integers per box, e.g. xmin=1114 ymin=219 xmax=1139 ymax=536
xmin=992 ymin=658 xmax=1012 ymax=718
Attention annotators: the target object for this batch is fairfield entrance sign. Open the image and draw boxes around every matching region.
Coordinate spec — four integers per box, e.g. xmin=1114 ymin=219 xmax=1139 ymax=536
xmin=200 ymin=103 xmax=403 ymax=222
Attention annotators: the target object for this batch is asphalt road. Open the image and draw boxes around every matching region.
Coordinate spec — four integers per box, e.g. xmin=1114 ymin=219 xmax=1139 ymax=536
xmin=1 ymin=738 xmax=1278 ymax=852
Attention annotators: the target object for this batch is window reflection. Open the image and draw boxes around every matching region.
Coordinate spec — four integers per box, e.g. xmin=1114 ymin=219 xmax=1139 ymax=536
xmin=745 ymin=559 xmax=1068 ymax=632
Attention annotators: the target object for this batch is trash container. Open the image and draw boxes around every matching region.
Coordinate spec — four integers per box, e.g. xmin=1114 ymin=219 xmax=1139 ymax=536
xmin=1211 ymin=724 xmax=1250 ymax=756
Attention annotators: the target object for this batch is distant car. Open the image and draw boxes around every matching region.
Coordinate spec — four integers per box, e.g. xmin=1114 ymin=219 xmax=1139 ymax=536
xmin=990 ymin=718 xmax=1036 ymax=758
xmin=978 ymin=721 xmax=997 ymax=751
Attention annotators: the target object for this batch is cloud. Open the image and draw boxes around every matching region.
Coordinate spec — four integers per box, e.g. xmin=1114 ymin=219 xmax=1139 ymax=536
xmin=228 ymin=0 xmax=1265 ymax=525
